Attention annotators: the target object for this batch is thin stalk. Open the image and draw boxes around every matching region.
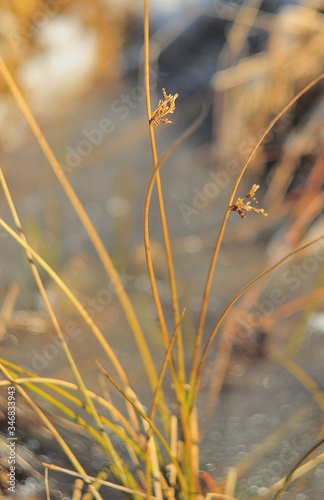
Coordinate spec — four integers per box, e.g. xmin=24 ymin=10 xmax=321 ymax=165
xmin=250 ymin=453 xmax=324 ymax=499
xmin=143 ymin=106 xmax=208 ymax=498
xmin=44 ymin=467 xmax=51 ymax=500
xmin=143 ymin=0 xmax=185 ymax=384
xmin=189 ymin=71 xmax=324 ymax=392
xmin=168 ymin=415 xmax=178 ymax=500
xmin=0 ymin=208 xmax=154 ymax=432
xmin=0 ymin=364 xmax=103 ymax=500
xmin=144 ymin=106 xmax=208 ymax=352
xmin=205 ymin=494 xmax=238 ymax=500
xmin=0 ymin=56 xmax=160 ymax=401
xmin=149 ymin=307 xmax=186 ymax=425
xmin=225 ymin=467 xmax=237 ymax=498
xmin=190 ymin=235 xmax=324 ymax=407
xmin=43 ymin=463 xmax=161 ymax=499
xmin=0 ymin=170 xmax=133 ymax=487
xmin=144 ymin=108 xmax=208 ymax=396
xmin=143 ymin=418 xmax=164 ymax=500
xmin=144 ymin=307 xmax=186 ymax=499
xmin=3 ymin=368 xmax=135 ymax=453
xmin=235 ymin=404 xmax=313 ymax=480
xmin=0 ymin=360 xmax=140 ymax=444
xmin=269 ymin=348 xmax=324 ymax=412
xmin=0 ymin=373 xmax=143 ymax=457
xmin=274 ymin=438 xmax=324 ymax=500
xmin=98 ymin=362 xmax=189 ymax=497
xmin=0 ymin=211 xmax=127 ymax=386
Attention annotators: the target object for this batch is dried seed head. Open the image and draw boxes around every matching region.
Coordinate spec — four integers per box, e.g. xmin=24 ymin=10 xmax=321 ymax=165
xmin=228 ymin=184 xmax=268 ymax=219
xmin=246 ymin=184 xmax=260 ymax=202
xmin=150 ymin=88 xmax=179 ymax=126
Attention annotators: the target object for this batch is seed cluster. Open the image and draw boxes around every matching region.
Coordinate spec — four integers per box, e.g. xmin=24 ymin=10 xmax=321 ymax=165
xmin=150 ymin=88 xmax=179 ymax=126
xmin=228 ymin=184 xmax=268 ymax=219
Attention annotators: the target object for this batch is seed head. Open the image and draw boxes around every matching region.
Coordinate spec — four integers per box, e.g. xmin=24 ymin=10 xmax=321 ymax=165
xmin=228 ymin=184 xmax=268 ymax=219
xmin=150 ymin=88 xmax=179 ymax=126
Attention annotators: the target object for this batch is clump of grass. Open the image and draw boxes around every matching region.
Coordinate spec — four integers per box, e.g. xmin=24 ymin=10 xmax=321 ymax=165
xmin=0 ymin=1 xmax=324 ymax=499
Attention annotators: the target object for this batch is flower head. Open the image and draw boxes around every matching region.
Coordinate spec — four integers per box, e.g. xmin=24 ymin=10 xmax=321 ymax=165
xmin=228 ymin=184 xmax=268 ymax=219
xmin=150 ymin=88 xmax=179 ymax=126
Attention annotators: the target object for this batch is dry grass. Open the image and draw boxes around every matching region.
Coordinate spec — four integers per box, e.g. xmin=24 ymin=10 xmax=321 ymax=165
xmin=0 ymin=1 xmax=324 ymax=499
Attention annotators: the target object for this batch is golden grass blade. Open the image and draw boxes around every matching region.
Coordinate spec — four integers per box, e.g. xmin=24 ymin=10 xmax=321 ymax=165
xmin=269 ymin=348 xmax=324 ymax=413
xmin=251 ymin=452 xmax=324 ymax=499
xmin=0 ymin=170 xmax=134 ymax=487
xmin=189 ymin=406 xmax=200 ymax=494
xmin=98 ymin=357 xmax=142 ymax=448
xmin=224 ymin=467 xmax=237 ymax=497
xmin=286 ymin=269 xmax=324 ymax=355
xmin=1 ymin=368 xmax=140 ymax=491
xmin=82 ymin=466 xmax=113 ymax=500
xmin=273 ymin=439 xmax=324 ymax=500
xmin=143 ymin=106 xmax=209 ymax=414
xmin=0 ymin=360 xmax=140 ymax=445
xmin=167 ymin=415 xmax=177 ymax=500
xmin=219 ymin=0 xmax=263 ymax=64
xmin=190 ymin=71 xmax=324 ymax=389
xmin=143 ymin=107 xmax=209 ymax=343
xmin=144 ymin=0 xmax=209 ymax=479
xmin=0 ymin=432 xmax=44 ymax=483
xmin=0 ymin=57 xmax=160 ymax=401
xmin=44 ymin=466 xmax=51 ymax=500
xmin=191 ymin=235 xmax=324 ymax=406
xmin=0 ymin=166 xmax=131 ymax=389
xmin=0 ymin=282 xmax=19 ymax=341
xmin=205 ymin=494 xmax=238 ymax=500
xmin=0 ymin=363 xmax=104 ymax=500
xmin=143 ymin=302 xmax=200 ymax=496
xmin=2 ymin=374 xmax=143 ymax=458
xmin=97 ymin=361 xmax=189 ymax=496
xmin=0 ymin=215 xmax=132 ymax=386
xmin=143 ymin=0 xmax=184 ymax=383
xmin=201 ymin=259 xmax=324 ymax=426
xmin=128 ymin=380 xmax=166 ymax=496
xmin=149 ymin=306 xmax=186 ymax=424
xmin=43 ymin=462 xmax=161 ymax=499
xmin=234 ymin=404 xmax=313 ymax=480
xmin=144 ymin=307 xmax=186 ymax=500
xmin=143 ymin=417 xmax=164 ymax=500
xmin=72 ymin=478 xmax=84 ymax=500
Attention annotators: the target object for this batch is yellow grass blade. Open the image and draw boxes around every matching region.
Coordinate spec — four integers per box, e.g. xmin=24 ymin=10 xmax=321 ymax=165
xmin=0 ymin=57 xmax=161 ymax=403
xmin=191 ymin=235 xmax=324 ymax=408
xmin=190 ymin=72 xmax=324 ymax=388
xmin=0 ymin=364 xmax=104 ymax=500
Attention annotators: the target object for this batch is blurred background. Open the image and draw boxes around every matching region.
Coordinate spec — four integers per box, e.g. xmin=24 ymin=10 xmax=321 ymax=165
xmin=0 ymin=0 xmax=324 ymax=498
xmin=0 ymin=0 xmax=323 ymax=308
